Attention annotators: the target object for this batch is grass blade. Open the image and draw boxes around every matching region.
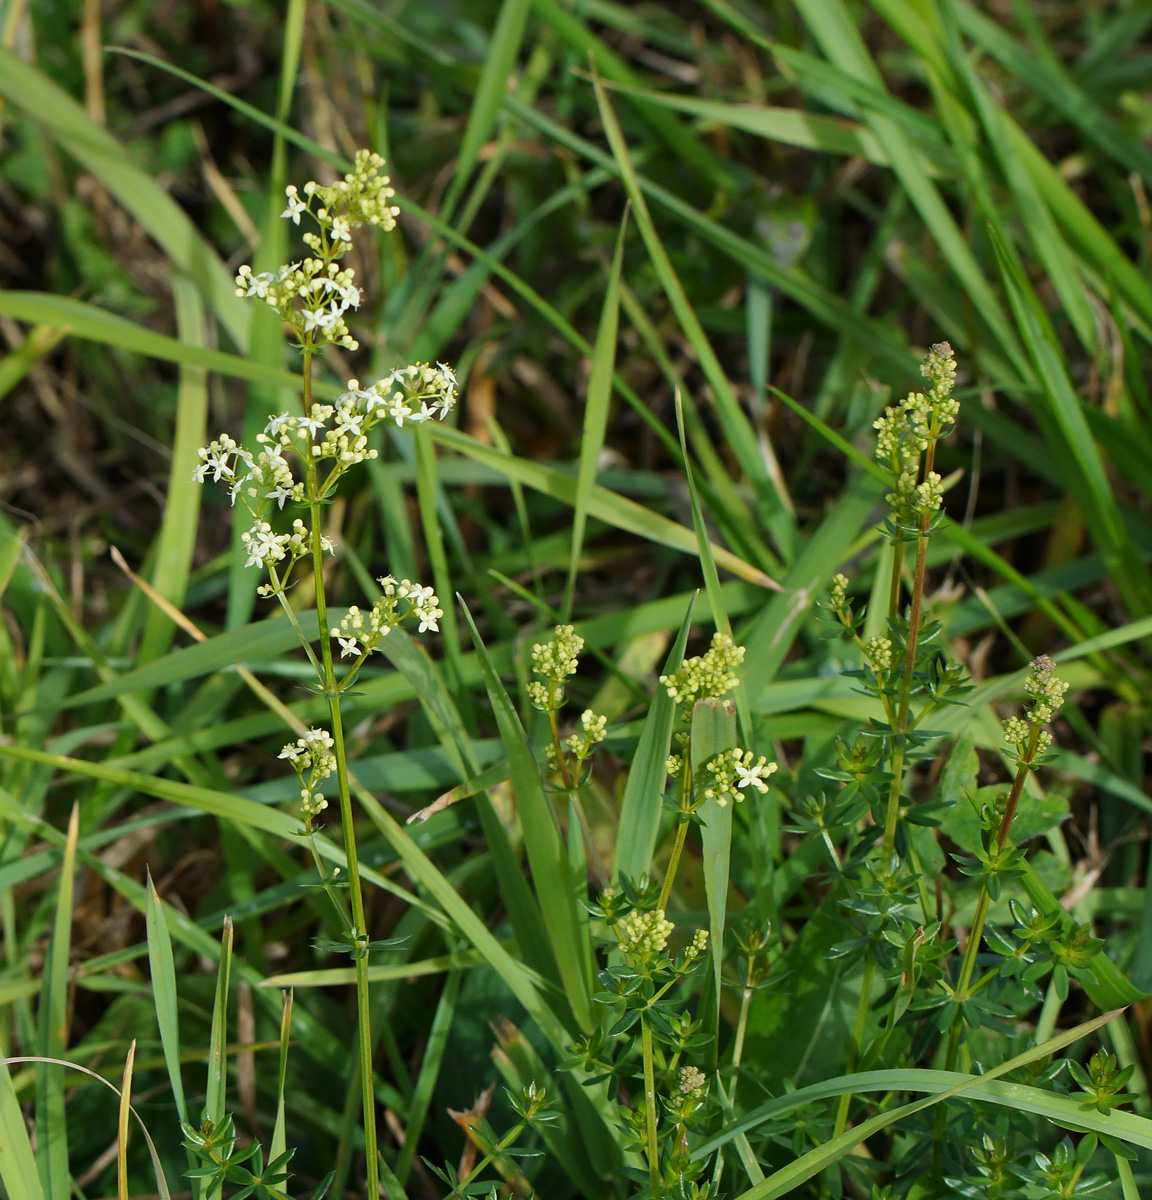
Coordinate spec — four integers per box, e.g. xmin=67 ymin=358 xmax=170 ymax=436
xmin=0 ymin=49 xmax=248 ymax=345
xmin=691 ymin=699 xmax=738 ymax=1049
xmin=34 ymin=801 xmax=77 ymax=1200
xmin=731 ymin=1010 xmax=1119 ymax=1200
xmin=117 ymin=1041 xmax=135 ymax=1200
xmin=205 ymin=916 xmax=234 ymax=1128
xmin=145 ymin=871 xmax=188 ymax=1125
xmin=138 ymin=274 xmax=208 ymax=664
xmin=0 ymin=1057 xmax=45 ymax=1200
xmin=460 ymin=600 xmax=593 ymax=1030
xmin=563 ymin=209 xmax=627 ymax=622
xmin=590 ymin=68 xmax=793 ymax=539
xmin=614 ymin=594 xmax=697 ymax=883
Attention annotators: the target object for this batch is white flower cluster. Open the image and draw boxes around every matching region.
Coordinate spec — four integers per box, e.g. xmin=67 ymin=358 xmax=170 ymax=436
xmin=235 ymin=150 xmax=402 ymax=352
xmin=192 ymin=366 xmax=457 ymax=593
xmin=702 ymin=748 xmax=778 ymax=807
xmin=341 ymin=363 xmax=458 ymax=428
xmin=528 ymin=624 xmax=584 ymax=711
xmin=236 ymin=258 xmax=361 ymax=350
xmin=279 ymin=728 xmax=337 ymax=829
xmin=564 ymin=709 xmax=608 ymax=761
xmin=289 ymin=150 xmax=400 ymax=234
xmin=660 ymin=633 xmax=745 ymax=706
xmin=330 ymin=576 xmax=444 ymax=660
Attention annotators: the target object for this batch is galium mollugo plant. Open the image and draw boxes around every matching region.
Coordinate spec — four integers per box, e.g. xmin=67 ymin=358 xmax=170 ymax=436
xmin=191 ymin=150 xmax=455 ymax=1200
xmin=535 ymin=622 xmax=782 ymax=1199
xmin=810 ymin=345 xmax=1134 ymax=1193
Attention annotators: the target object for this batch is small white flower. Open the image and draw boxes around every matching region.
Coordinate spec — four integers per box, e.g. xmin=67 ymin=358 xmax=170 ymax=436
xmin=303 ymin=307 xmax=337 ymax=333
xmin=336 ymin=635 xmax=360 ymax=659
xmin=733 ymin=750 xmax=777 ymax=794
xmin=330 ymin=216 xmax=352 ymax=243
xmin=281 ymin=187 xmax=307 ymax=224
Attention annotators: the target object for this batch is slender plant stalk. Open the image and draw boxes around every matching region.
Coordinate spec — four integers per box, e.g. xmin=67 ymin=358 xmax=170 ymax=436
xmin=642 ymin=1016 xmax=660 ymax=1198
xmin=658 ymin=760 xmax=693 ymax=912
xmin=946 ymin=726 xmax=1041 ymax=1063
xmin=547 ymin=709 xmax=608 ymax=885
xmin=301 ymin=349 xmax=379 ymax=1200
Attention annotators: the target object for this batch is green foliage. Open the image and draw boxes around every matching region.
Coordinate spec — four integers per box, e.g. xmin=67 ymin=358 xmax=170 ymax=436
xmin=3 ymin=0 xmax=1152 ymax=1197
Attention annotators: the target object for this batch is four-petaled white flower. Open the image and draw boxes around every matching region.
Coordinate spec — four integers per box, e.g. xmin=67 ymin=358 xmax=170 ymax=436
xmin=734 ymin=751 xmax=777 ymax=794
xmin=194 ymin=449 xmax=234 ymax=483
xmin=330 ymin=216 xmax=352 ymax=243
xmin=336 ymin=636 xmax=360 ymax=659
xmin=281 ymin=187 xmax=307 ymax=224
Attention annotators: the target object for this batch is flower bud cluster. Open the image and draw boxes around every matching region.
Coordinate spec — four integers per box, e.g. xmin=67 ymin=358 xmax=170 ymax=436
xmin=702 ymin=748 xmax=777 ymax=807
xmin=660 ymin=633 xmax=745 ymax=705
xmin=330 ymin=577 xmax=443 ymax=660
xmin=565 ymin=709 xmax=608 ymax=761
xmin=678 ymin=1065 xmax=707 ymax=1099
xmin=528 ymin=624 xmax=584 ymax=711
xmin=865 ymin=636 xmax=893 ymax=674
xmin=1023 ymin=654 xmax=1069 ymax=725
xmin=873 ymin=342 xmax=959 ymax=525
xmin=618 ymin=908 xmax=675 ymax=957
xmin=236 ymin=259 xmax=361 ymax=351
xmin=279 ymin=728 xmax=337 ymax=829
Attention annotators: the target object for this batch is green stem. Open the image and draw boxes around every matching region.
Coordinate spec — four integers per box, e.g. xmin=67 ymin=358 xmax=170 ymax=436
xmin=642 ymin=1016 xmax=660 ymax=1199
xmin=303 ymin=349 xmax=379 ymax=1200
xmin=730 ymin=980 xmax=753 ymax=1106
xmin=946 ymin=727 xmax=1040 ymax=1069
xmin=833 ymin=957 xmax=875 ymax=1136
xmin=658 ymin=760 xmax=693 ymax=912
xmin=548 ymin=709 xmax=607 ymax=885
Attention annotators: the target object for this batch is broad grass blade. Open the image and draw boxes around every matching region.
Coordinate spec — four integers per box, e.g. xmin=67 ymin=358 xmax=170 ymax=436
xmin=0 ymin=1057 xmax=45 ymax=1200
xmin=614 ymin=593 xmax=697 ymax=883
xmin=460 ymin=600 xmax=593 ymax=1030
xmin=730 ymin=1010 xmax=1120 ymax=1199
xmin=691 ymin=699 xmax=738 ymax=1051
xmin=145 ymin=871 xmax=187 ymax=1124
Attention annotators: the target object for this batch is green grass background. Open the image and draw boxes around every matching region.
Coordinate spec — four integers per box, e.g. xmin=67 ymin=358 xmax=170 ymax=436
xmin=1 ymin=0 xmax=1152 ymax=1194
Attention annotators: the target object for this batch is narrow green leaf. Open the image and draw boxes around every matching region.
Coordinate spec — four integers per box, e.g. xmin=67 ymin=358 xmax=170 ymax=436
xmin=271 ymin=990 xmax=293 ymax=1168
xmin=731 ymin=1011 xmax=1120 ymax=1199
xmin=460 ymin=601 xmax=593 ymax=1030
xmin=0 ymin=1058 xmax=45 ymax=1200
xmin=614 ymin=594 xmax=697 ymax=883
xmin=430 ymin=425 xmax=775 ymax=588
xmin=445 ymin=0 xmax=532 ymax=215
xmin=35 ymin=802 xmax=77 ymax=1200
xmin=590 ymin=68 xmax=792 ymax=537
xmin=138 ymin=274 xmax=208 ymax=663
xmin=563 ymin=210 xmax=627 ymax=622
xmin=697 ymin=1058 xmax=1152 ymax=1162
xmin=691 ymin=699 xmax=738 ymax=1046
xmin=205 ymin=916 xmax=234 ymax=1127
xmin=0 ymin=49 xmax=248 ymax=345
xmin=145 ymin=872 xmax=187 ymax=1125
